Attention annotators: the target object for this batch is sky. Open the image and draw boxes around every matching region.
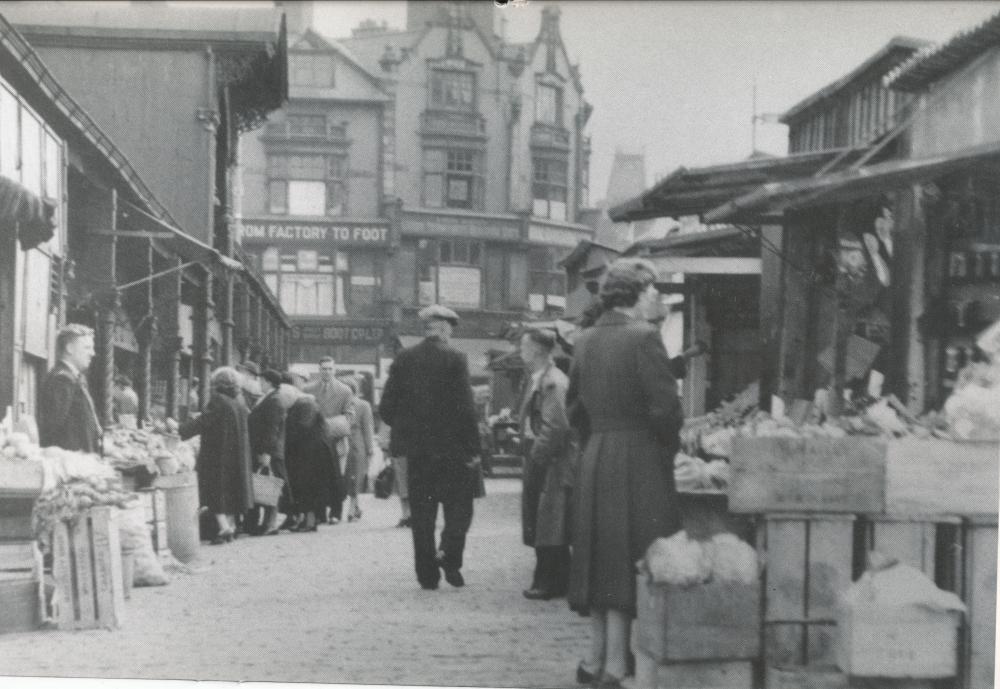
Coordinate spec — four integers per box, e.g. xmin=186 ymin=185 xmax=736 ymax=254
xmin=306 ymin=0 xmax=1000 ymax=202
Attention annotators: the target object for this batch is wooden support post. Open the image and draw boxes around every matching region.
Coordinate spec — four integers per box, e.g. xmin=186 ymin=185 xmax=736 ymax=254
xmin=137 ymin=240 xmax=155 ymax=425
xmin=963 ymin=516 xmax=997 ymax=689
xmin=196 ymin=266 xmax=213 ymax=411
xmin=760 ymin=224 xmax=785 ymax=410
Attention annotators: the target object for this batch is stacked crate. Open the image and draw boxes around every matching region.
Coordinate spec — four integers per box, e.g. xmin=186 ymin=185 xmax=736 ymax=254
xmin=0 ymin=458 xmax=44 ymax=634
xmin=136 ymin=487 xmax=171 ymax=562
xmin=51 ymin=506 xmax=124 ymax=630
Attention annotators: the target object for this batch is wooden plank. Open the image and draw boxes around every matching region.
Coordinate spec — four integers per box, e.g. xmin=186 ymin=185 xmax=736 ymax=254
xmin=807 ymin=517 xmax=855 ymax=666
xmin=658 ymin=660 xmax=753 ymax=689
xmin=52 ymin=521 xmax=75 ymax=629
xmin=71 ymin=517 xmax=96 ymax=629
xmin=870 ymin=518 xmax=938 ymax=577
xmin=0 ymin=575 xmax=40 ymax=634
xmin=765 ymin=518 xmax=807 ymax=666
xmin=0 ymin=540 xmax=36 ymax=572
xmin=765 ymin=667 xmax=847 ymax=689
xmin=964 ymin=519 xmax=997 ymax=689
xmin=89 ymin=507 xmax=123 ymax=630
xmin=0 ymin=459 xmax=44 ymax=498
xmin=886 ymin=438 xmax=998 ymax=517
xmin=729 ymin=437 xmax=886 ymax=514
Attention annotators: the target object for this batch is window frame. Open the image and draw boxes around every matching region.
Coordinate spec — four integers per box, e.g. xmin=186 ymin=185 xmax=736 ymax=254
xmin=532 ymin=155 xmax=569 ymax=221
xmin=422 ymin=146 xmax=484 ymax=210
xmin=527 ymin=246 xmax=570 ymax=313
xmin=535 ymin=83 xmax=563 ymax=126
xmin=267 ymin=152 xmax=348 ymax=217
xmin=430 ymin=69 xmax=476 ymax=112
xmin=290 ymin=53 xmax=336 ymax=88
xmin=413 ymin=238 xmax=485 ymax=309
xmin=257 ymin=246 xmax=381 ymax=318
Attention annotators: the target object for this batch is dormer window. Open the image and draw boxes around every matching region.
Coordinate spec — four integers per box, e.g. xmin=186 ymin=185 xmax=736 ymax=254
xmin=291 ymin=54 xmax=335 ymax=87
xmin=536 ymin=84 xmax=562 ymax=126
xmin=431 ymin=69 xmax=475 ymax=111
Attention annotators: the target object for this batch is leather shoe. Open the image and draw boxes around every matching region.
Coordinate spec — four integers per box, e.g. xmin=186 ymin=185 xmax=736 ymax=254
xmin=592 ymin=672 xmax=624 ymax=689
xmin=420 ymin=581 xmax=439 ymax=591
xmin=523 ymin=587 xmax=554 ymax=600
xmin=443 ymin=568 xmax=465 ymax=588
xmin=576 ymin=662 xmax=598 ymax=685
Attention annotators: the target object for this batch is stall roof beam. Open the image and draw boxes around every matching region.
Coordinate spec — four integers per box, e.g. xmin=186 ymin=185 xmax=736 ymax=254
xmin=646 ymin=256 xmax=761 ymax=276
xmin=703 ymin=139 xmax=1000 ymax=224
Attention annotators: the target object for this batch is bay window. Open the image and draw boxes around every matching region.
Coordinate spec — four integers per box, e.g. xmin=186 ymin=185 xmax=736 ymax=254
xmin=431 ymin=69 xmax=475 ymax=111
xmin=268 ymin=153 xmax=347 ymax=217
xmin=536 ymin=84 xmax=562 ymax=125
xmin=533 ymin=156 xmax=568 ymax=221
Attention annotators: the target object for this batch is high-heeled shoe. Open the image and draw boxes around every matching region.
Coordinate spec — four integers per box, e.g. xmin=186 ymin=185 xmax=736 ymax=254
xmin=210 ymin=530 xmax=234 ymax=545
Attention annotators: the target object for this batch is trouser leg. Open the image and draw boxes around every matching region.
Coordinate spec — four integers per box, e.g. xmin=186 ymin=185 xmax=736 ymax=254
xmin=409 ymin=457 xmax=441 ymax=586
xmin=551 ymin=545 xmax=571 ymax=595
xmin=531 ymin=547 xmax=544 ymax=590
xmin=439 ymin=467 xmax=474 ymax=572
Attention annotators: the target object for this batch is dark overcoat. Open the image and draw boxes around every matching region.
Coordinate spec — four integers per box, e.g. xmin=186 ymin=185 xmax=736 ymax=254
xmin=566 ymin=310 xmax=683 ymax=617
xmin=38 ymin=361 xmax=102 ymax=453
xmin=378 ymin=337 xmax=479 ymax=461
xmin=520 ymin=363 xmax=575 ymax=548
xmin=180 ymin=389 xmax=253 ymax=515
xmin=284 ymin=394 xmax=338 ymax=513
xmin=248 ymin=389 xmax=289 ymax=494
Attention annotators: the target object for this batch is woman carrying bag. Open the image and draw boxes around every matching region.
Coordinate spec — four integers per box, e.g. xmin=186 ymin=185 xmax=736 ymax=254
xmin=247 ymin=369 xmax=289 ymax=535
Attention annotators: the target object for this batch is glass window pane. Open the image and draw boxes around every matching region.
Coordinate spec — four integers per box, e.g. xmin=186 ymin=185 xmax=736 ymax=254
xmin=0 ymin=88 xmax=18 ymax=180
xmin=262 ymin=247 xmax=279 ymax=271
xmin=21 ymin=111 xmax=41 ymax=195
xmin=335 ymin=250 xmax=349 ymax=273
xmin=264 ymin=274 xmax=278 ymax=295
xmin=536 ymin=85 xmax=559 ymax=124
xmin=424 ymin=173 xmax=443 ymax=207
xmin=335 ymin=275 xmax=347 ymax=315
xmin=550 ymin=201 xmax=567 ymax=221
xmin=469 ymin=242 xmax=481 ymax=265
xmin=268 ymin=181 xmax=287 ymax=214
xmin=439 ymin=241 xmax=452 ymax=264
xmin=279 ymin=275 xmax=297 ymax=313
xmin=533 ymin=198 xmax=549 ymax=218
xmin=288 ymin=180 xmax=326 ymax=215
xmin=327 ymin=181 xmax=345 ymax=216
xmin=318 ymin=278 xmax=334 ymax=314
xmin=297 ymin=250 xmax=318 ymax=272
xmin=447 ymin=177 xmax=470 ymax=203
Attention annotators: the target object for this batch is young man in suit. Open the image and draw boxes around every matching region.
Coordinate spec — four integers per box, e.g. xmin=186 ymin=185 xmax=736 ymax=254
xmin=379 ymin=304 xmax=480 ymax=590
xmin=304 ymin=356 xmax=354 ymax=523
xmin=38 ymin=324 xmax=102 ymax=453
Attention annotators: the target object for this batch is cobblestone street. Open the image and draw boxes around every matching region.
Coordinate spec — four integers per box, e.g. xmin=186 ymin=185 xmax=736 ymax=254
xmin=0 ymin=479 xmax=590 ymax=687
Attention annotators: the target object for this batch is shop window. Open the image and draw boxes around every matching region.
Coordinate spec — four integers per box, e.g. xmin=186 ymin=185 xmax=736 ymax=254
xmin=414 ymin=238 xmax=482 ymax=309
xmin=423 ymin=148 xmax=483 ymax=210
xmin=528 ymin=246 xmax=569 ymax=312
xmin=536 ymin=84 xmax=562 ymax=126
xmin=348 ymin=252 xmax=383 ymax=317
xmin=268 ymin=153 xmax=347 ymax=217
xmin=430 ymin=69 xmax=475 ymax=111
xmin=0 ymin=86 xmax=17 ymax=181
xmin=532 ymin=156 xmax=568 ymax=221
xmin=291 ymin=54 xmax=335 ymax=87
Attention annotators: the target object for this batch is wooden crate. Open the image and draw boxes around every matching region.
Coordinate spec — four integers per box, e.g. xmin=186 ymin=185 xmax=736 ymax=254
xmin=961 ymin=516 xmax=996 ymax=689
xmin=0 ymin=572 xmax=40 ymax=634
xmin=0 ymin=498 xmax=35 ymax=540
xmin=764 ymin=514 xmax=855 ymax=669
xmin=52 ymin=506 xmax=124 ymax=630
xmin=837 ymin=602 xmax=961 ymax=679
xmin=636 ymin=574 xmax=761 ymax=662
xmin=0 ymin=458 xmax=44 ymax=498
xmin=729 ymin=437 xmax=886 ymax=514
xmin=866 ymin=515 xmax=960 ymax=579
xmin=639 ymin=660 xmax=753 ymax=689
xmin=886 ymin=438 xmax=998 ymax=517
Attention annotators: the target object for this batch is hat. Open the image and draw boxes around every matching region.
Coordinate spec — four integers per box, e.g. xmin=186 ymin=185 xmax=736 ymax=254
xmin=418 ymin=304 xmax=459 ymax=326
xmin=243 ymin=361 xmax=260 ymax=376
xmin=280 ymin=372 xmax=297 ymax=386
xmin=261 ymin=369 xmax=282 ymax=388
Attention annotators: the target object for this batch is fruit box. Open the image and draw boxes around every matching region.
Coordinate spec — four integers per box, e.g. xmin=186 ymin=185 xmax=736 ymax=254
xmin=885 ymin=437 xmax=998 ymax=517
xmin=729 ymin=436 xmax=886 ymax=514
xmin=636 ymin=574 xmax=761 ymax=662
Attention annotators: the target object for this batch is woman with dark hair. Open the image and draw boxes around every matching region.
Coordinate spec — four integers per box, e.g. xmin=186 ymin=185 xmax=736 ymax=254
xmin=519 ymin=327 xmax=575 ymax=601
xmin=247 ymin=369 xmax=289 ymax=535
xmin=179 ymin=366 xmax=254 ymax=544
xmin=566 ymin=258 xmax=684 ymax=688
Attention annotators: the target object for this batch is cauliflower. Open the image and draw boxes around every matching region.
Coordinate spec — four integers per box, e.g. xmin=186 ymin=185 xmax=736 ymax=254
xmin=644 ymin=531 xmax=713 ymax=586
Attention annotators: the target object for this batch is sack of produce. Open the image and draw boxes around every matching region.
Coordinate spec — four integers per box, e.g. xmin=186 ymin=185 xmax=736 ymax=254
xmin=944 ymin=362 xmax=1000 ymax=440
xmin=118 ymin=503 xmax=168 ymax=587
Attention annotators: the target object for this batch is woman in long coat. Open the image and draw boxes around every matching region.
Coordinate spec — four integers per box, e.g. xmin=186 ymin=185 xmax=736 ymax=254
xmin=342 ymin=376 xmax=374 ymax=522
xmin=566 ymin=258 xmax=683 ymax=688
xmin=283 ymin=372 xmax=338 ymax=532
xmin=247 ymin=369 xmax=289 ymax=535
xmin=179 ymin=366 xmax=253 ymax=544
xmin=519 ymin=327 xmax=575 ymax=601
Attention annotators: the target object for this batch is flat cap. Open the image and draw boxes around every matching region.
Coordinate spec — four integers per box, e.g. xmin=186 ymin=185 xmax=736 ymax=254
xmin=261 ymin=369 xmax=282 ymax=388
xmin=418 ymin=304 xmax=459 ymax=325
xmin=240 ymin=361 xmax=260 ymax=376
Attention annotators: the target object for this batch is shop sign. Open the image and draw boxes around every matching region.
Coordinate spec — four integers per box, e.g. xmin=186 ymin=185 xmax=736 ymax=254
xmin=401 ymin=212 xmax=520 ymax=242
xmin=241 ymin=219 xmax=389 ymax=246
xmin=291 ymin=321 xmax=389 ymax=346
xmin=529 ymin=223 xmax=590 ymax=247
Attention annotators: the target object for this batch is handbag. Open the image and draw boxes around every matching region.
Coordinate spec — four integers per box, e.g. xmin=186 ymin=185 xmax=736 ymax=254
xmin=252 ymin=467 xmax=284 ymax=508
xmin=373 ymin=464 xmax=394 ymax=499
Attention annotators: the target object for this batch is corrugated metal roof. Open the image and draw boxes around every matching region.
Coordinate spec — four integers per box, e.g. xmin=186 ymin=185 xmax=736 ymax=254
xmin=781 ymin=36 xmax=928 ymax=124
xmin=887 ymin=10 xmax=1000 ymax=91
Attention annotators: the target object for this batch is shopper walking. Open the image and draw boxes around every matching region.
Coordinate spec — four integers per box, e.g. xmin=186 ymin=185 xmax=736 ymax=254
xmin=38 ymin=324 xmax=102 ymax=453
xmin=342 ymin=376 xmax=374 ymax=522
xmin=179 ymin=366 xmax=254 ymax=545
xmin=518 ymin=328 xmax=575 ymax=601
xmin=566 ymin=259 xmax=683 ymax=688
xmin=247 ymin=369 xmax=289 ymax=536
xmin=284 ymin=371 xmax=338 ymax=532
xmin=305 ymin=356 xmax=354 ymax=523
xmin=379 ymin=304 xmax=480 ymax=590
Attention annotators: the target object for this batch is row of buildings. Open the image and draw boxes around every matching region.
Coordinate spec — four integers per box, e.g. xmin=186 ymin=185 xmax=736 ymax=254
xmin=0 ymin=0 xmax=601 ymax=422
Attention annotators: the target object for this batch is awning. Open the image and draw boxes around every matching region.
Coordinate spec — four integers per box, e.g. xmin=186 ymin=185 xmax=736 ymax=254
xmin=609 ymin=149 xmax=869 ymax=223
xmin=0 ymin=175 xmax=55 ymax=250
xmin=398 ymin=336 xmax=511 ymax=379
xmin=704 ymin=140 xmax=1000 ymax=224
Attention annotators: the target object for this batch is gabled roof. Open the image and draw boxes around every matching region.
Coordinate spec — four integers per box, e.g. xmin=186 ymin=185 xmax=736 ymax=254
xmin=291 ymin=28 xmax=389 ymax=98
xmin=339 ymin=28 xmax=426 ymax=75
xmin=609 ymin=148 xmax=869 ymax=223
xmin=781 ymin=36 xmax=928 ymax=124
xmin=887 ymin=10 xmax=1000 ymax=92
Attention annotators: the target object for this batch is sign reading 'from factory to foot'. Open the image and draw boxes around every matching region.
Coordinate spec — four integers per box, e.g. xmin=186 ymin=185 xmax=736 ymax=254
xmin=241 ymin=219 xmax=390 ymax=246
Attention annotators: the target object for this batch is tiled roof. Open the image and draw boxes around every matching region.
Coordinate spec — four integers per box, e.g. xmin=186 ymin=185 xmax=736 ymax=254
xmin=887 ymin=10 xmax=1000 ymax=91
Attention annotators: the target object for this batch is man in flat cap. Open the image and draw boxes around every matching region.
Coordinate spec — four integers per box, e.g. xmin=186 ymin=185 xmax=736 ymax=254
xmin=379 ymin=304 xmax=480 ymax=590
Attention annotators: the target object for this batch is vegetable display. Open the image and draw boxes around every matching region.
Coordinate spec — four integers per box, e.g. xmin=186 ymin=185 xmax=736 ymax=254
xmin=103 ymin=426 xmax=196 ymax=476
xmin=32 ymin=473 xmax=136 ymax=551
